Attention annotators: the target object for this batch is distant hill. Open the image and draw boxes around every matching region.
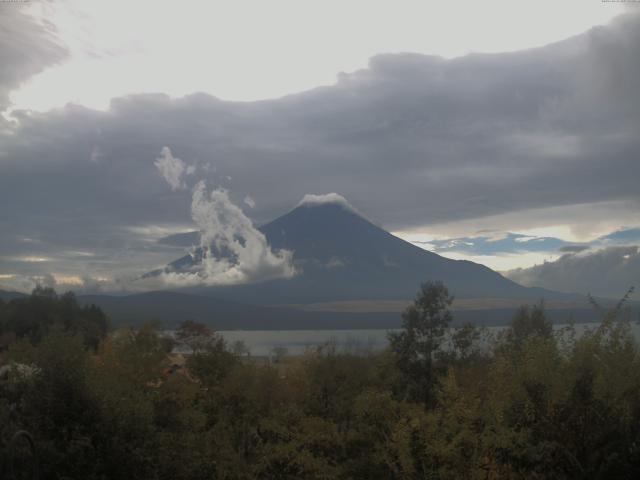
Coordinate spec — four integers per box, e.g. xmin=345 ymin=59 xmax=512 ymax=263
xmin=76 ymin=291 xmax=404 ymax=330
xmin=0 ymin=289 xmax=27 ymax=302
xmin=2 ymin=286 xmax=615 ymax=331
xmin=75 ymin=290 xmax=609 ymax=330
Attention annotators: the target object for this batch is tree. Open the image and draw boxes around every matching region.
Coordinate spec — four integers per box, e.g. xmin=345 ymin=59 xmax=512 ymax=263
xmin=175 ymin=319 xmax=215 ymax=354
xmin=451 ymin=322 xmax=482 ymax=361
xmin=270 ymin=346 xmax=289 ymax=364
xmin=508 ymin=302 xmax=552 ymax=347
xmin=388 ymin=280 xmax=453 ymax=407
xmin=588 ymin=286 xmax=635 ymax=322
xmin=231 ymin=340 xmax=250 ymax=357
xmin=0 ymin=287 xmax=108 ymax=348
xmin=187 ymin=336 xmax=238 ymax=386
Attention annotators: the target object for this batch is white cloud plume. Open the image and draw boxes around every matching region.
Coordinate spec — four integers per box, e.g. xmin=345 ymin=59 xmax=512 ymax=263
xmin=146 ymin=181 xmax=295 ymax=288
xmin=154 ymin=146 xmax=190 ymax=191
xmin=243 ymin=196 xmax=256 ymax=208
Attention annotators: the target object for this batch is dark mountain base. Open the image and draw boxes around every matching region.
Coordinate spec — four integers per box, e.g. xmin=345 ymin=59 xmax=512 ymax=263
xmin=77 ymin=291 xmax=616 ymax=330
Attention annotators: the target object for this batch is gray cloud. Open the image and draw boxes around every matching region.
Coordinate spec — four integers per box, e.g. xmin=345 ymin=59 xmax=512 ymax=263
xmin=154 ymin=146 xmax=193 ymax=191
xmin=559 ymin=245 xmax=590 ymax=253
xmin=0 ymin=5 xmax=68 ymax=110
xmin=0 ymin=12 xmax=639 ymax=285
xmin=505 ymin=246 xmax=639 ymax=298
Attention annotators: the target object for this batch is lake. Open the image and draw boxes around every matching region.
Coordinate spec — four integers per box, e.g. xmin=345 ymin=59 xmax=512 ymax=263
xmin=215 ymin=322 xmax=640 ymax=357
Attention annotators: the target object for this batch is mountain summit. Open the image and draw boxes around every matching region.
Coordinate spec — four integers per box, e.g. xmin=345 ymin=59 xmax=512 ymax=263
xmin=154 ymin=194 xmax=555 ymax=304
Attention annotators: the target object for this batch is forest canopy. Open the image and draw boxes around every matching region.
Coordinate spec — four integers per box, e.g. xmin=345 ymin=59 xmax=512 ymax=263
xmin=0 ymin=284 xmax=639 ymax=479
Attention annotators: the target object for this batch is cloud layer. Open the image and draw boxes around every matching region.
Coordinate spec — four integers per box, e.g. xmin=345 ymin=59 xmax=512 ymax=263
xmin=0 ymin=6 xmax=68 ymax=111
xmin=505 ymin=246 xmax=639 ymax=298
xmin=0 ymin=12 xmax=639 ymax=289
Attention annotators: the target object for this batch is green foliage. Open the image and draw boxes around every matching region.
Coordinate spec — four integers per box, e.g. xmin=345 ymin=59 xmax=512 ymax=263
xmin=508 ymin=302 xmax=553 ymax=347
xmin=0 ymin=287 xmax=109 ymax=349
xmin=451 ymin=322 xmax=484 ymax=361
xmin=2 ymin=284 xmax=640 ymax=478
xmin=388 ymin=280 xmax=453 ymax=406
xmin=175 ymin=319 xmax=215 ymax=353
xmin=6 ymin=328 xmax=101 ymax=478
xmin=187 ymin=335 xmax=238 ymax=386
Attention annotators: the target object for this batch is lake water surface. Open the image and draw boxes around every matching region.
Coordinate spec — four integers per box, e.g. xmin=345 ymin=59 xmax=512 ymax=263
xmin=216 ymin=322 xmax=640 ymax=356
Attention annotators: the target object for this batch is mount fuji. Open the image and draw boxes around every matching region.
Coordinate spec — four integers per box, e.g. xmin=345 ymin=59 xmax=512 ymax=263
xmin=154 ymin=195 xmax=561 ymax=305
xmin=70 ymin=195 xmax=611 ymax=328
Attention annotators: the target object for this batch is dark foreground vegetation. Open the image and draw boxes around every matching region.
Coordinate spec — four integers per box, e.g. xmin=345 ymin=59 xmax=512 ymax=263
xmin=0 ymin=284 xmax=639 ymax=479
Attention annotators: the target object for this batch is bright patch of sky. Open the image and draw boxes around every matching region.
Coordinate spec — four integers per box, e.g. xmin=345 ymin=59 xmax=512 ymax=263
xmin=396 ymin=228 xmax=640 ymax=271
xmin=394 ymin=199 xmax=640 ymax=271
xmin=8 ymin=0 xmax=626 ymax=113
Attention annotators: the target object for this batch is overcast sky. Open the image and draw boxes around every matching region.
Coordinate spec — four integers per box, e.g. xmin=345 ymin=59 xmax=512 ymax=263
xmin=0 ymin=1 xmax=638 ymax=296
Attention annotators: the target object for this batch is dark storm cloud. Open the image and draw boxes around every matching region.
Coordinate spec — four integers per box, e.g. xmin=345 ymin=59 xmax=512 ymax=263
xmin=505 ymin=246 xmax=640 ymax=298
xmin=1 ymin=12 xmax=640 ymax=281
xmin=0 ymin=5 xmax=68 ymax=109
